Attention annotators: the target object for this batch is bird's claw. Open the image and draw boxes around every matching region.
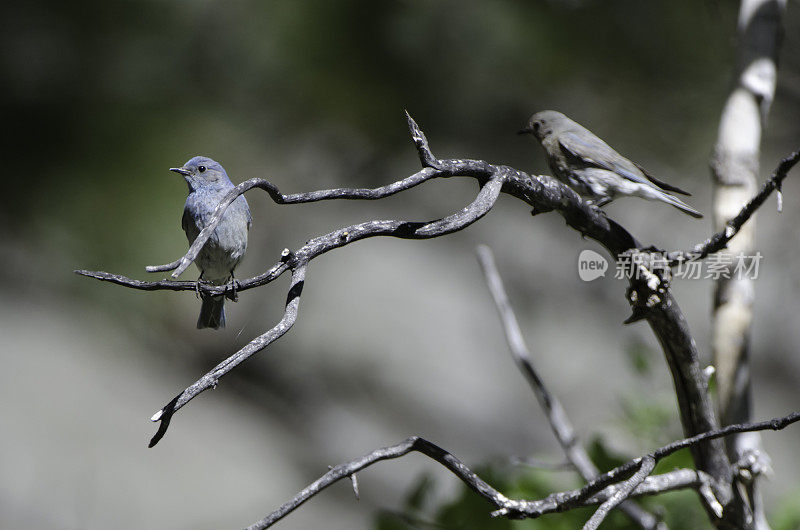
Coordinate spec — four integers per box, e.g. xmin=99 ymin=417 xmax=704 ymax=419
xmin=195 ymin=278 xmax=213 ymax=299
xmin=226 ymin=277 xmax=240 ymax=302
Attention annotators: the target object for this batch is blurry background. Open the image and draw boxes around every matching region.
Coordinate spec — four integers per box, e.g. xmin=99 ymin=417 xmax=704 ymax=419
xmin=2 ymin=1 xmax=799 ymax=528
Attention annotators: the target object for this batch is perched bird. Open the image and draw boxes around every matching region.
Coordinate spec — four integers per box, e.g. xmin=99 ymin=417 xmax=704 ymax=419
xmin=519 ymin=110 xmax=702 ymax=218
xmin=170 ymin=156 xmax=252 ymax=329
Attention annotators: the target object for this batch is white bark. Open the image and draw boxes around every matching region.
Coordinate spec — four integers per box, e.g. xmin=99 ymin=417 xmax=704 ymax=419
xmin=710 ymin=1 xmax=786 ymax=528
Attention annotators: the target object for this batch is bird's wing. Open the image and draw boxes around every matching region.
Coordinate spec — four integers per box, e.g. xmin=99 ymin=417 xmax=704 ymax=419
xmin=558 ymin=131 xmax=692 ymax=195
xmin=181 ymin=204 xmax=200 ymax=242
xmin=558 ymin=131 xmax=654 ymax=187
xmin=181 ymin=206 xmax=190 ymax=233
xmin=632 ymin=162 xmax=691 ymax=196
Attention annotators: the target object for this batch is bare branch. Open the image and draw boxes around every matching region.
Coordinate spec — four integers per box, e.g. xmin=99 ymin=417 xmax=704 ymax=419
xmin=642 ymin=298 xmax=731 ymax=500
xmin=559 ymin=411 xmax=800 ymax=516
xmin=476 ymin=244 xmax=599 ymax=477
xmin=77 ymin=171 xmax=495 ymax=299
xmin=476 ymin=244 xmax=662 ymax=530
xmin=148 ymin=265 xmax=307 ymax=447
xmin=76 ymin=113 xmax=798 ymax=508
xmin=669 ymin=149 xmax=799 ymax=264
xmin=277 ymin=167 xmax=440 ymax=203
xmin=652 ymin=411 xmax=800 ymax=461
xmin=602 ymin=468 xmax=714 ymax=502
xmin=245 ymin=436 xmax=512 ymax=530
xmin=72 ymin=115 xmax=705 ymax=472
xmin=74 ymin=269 xmax=199 ymax=291
xmin=248 ymin=412 xmax=798 ymax=528
xmin=130 ymin=115 xmax=638 ymax=291
xmin=147 ymin=167 xmax=441 ymax=278
xmin=495 ymin=411 xmax=799 ymax=520
xmin=706 ymin=3 xmax=789 ymax=526
xmin=143 ymin=179 xmax=502 ymax=446
xmin=583 ymin=456 xmax=656 ymax=530
xmin=244 ymin=436 xmax=672 ymax=530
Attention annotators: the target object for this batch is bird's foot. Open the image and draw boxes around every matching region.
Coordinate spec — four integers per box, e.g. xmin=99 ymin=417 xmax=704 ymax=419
xmin=195 ymin=278 xmax=212 ymax=300
xmin=225 ymin=277 xmax=240 ymax=302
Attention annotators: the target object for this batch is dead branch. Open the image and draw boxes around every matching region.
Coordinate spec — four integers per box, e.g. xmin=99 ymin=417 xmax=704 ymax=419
xmin=476 ymin=244 xmax=663 ymax=530
xmin=76 ymin=114 xmax=798 ymax=525
xmin=247 ymin=412 xmax=798 ymax=529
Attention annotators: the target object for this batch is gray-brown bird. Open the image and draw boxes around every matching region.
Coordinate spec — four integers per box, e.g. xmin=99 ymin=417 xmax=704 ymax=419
xmin=519 ymin=110 xmax=702 ymax=218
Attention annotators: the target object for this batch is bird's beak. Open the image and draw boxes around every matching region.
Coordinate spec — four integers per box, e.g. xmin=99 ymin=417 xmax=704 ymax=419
xmin=517 ymin=127 xmax=533 ymax=135
xmin=169 ymin=167 xmax=191 ymax=176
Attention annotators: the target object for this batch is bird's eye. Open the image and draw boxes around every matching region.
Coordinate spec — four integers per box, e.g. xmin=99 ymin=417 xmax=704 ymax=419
xmin=533 ymin=122 xmax=540 ymax=133
xmin=198 ymin=165 xmax=206 ymax=173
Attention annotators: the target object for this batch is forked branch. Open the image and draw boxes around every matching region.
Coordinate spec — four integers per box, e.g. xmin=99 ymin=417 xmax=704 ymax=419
xmin=247 ymin=412 xmax=799 ymax=529
xmin=143 ymin=178 xmax=503 ymax=446
xmin=76 ymin=111 xmax=797 ymax=516
xmin=669 ymin=149 xmax=800 ymax=264
xmin=477 ymin=244 xmax=662 ymax=530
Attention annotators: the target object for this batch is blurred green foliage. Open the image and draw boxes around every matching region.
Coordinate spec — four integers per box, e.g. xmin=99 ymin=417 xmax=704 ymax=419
xmin=5 ymin=0 xmax=800 ymax=285
xmin=371 ymin=329 xmax=798 ymax=528
xmin=773 ymin=489 xmax=800 ymax=530
xmin=3 ymin=2 xmax=799 ymax=526
xmin=371 ymin=333 xmax=751 ymax=529
xmin=9 ymin=0 xmax=800 ymax=299
xmin=2 ymin=0 xmax=749 ymax=262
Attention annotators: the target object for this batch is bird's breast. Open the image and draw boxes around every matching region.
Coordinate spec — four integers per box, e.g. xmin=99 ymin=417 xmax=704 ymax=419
xmin=183 ymin=189 xmax=250 ymax=282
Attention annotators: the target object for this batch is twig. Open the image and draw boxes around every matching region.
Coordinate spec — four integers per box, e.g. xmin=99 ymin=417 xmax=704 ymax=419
xmin=248 ymin=412 xmax=798 ymax=528
xmin=652 ymin=411 xmax=800 ymax=460
xmin=596 ymin=468 xmax=714 ymax=504
xmin=77 ymin=113 xmax=796 ymax=502
xmin=550 ymin=411 xmax=800 ymax=516
xmin=245 ymin=436 xmax=512 ymax=530
xmin=244 ymin=436 xmax=666 ymax=530
xmin=79 ymin=169 xmax=440 ymax=292
xmin=476 ymin=244 xmax=602 ymax=477
xmin=144 ymin=179 xmax=502 ymax=445
xmin=148 ymin=167 xmax=441 ymax=278
xmin=140 ymin=112 xmax=638 ymax=292
xmin=76 ymin=170 xmax=494 ymax=299
xmin=670 ymin=149 xmax=800 ymax=264
xmin=708 ymin=3 xmax=788 ymax=524
xmin=476 ymin=244 xmax=662 ymax=530
xmin=148 ymin=265 xmax=307 ymax=447
xmin=583 ymin=456 xmax=656 ymax=530
xmin=349 ymin=473 xmax=359 ymax=501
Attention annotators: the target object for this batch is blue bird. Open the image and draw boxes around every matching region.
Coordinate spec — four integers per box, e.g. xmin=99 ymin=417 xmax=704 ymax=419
xmin=170 ymin=156 xmax=252 ymax=329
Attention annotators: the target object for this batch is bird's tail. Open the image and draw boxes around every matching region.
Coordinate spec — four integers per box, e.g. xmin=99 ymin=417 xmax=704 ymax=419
xmin=658 ymin=192 xmax=703 ymax=219
xmin=198 ymin=293 xmax=226 ymax=329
